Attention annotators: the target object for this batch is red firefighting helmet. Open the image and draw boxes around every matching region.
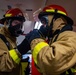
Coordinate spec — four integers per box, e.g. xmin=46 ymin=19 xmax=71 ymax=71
xmin=38 ymin=4 xmax=73 ymax=25
xmin=0 ymin=8 xmax=25 ymax=24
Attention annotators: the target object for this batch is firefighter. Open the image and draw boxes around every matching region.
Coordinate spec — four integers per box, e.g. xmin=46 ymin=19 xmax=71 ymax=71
xmin=25 ymin=4 xmax=76 ymax=75
xmin=0 ymin=8 xmax=30 ymax=75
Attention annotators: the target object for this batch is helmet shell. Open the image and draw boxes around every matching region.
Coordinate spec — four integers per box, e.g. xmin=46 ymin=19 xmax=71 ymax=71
xmin=0 ymin=8 xmax=25 ymax=24
xmin=38 ymin=4 xmax=73 ymax=25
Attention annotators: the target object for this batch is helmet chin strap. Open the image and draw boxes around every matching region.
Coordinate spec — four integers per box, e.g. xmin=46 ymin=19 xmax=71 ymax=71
xmin=47 ymin=9 xmax=62 ymax=42
xmin=47 ymin=9 xmax=58 ymax=38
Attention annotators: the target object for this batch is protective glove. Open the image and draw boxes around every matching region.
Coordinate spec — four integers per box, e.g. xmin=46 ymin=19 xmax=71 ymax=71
xmin=38 ymin=25 xmax=49 ymax=37
xmin=39 ymin=25 xmax=53 ymax=38
xmin=25 ymin=29 xmax=41 ymax=44
xmin=17 ymin=38 xmax=31 ymax=55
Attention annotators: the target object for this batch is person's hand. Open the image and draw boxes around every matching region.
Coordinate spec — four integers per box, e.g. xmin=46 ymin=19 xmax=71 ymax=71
xmin=38 ymin=25 xmax=50 ymax=37
xmin=25 ymin=29 xmax=41 ymax=44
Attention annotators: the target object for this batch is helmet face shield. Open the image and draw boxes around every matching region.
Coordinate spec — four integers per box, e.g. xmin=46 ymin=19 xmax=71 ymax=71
xmin=8 ymin=19 xmax=24 ymax=37
xmin=40 ymin=15 xmax=48 ymax=26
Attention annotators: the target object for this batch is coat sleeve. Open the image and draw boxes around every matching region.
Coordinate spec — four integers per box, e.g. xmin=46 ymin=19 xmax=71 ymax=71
xmin=31 ymin=31 xmax=76 ymax=75
xmin=0 ymin=38 xmax=21 ymax=72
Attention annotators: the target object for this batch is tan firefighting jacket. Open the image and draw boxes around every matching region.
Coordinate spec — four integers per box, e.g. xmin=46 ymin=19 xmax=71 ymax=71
xmin=0 ymin=26 xmax=22 ymax=75
xmin=31 ymin=30 xmax=76 ymax=75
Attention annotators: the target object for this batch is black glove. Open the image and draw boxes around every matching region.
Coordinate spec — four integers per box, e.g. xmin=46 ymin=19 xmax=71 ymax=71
xmin=17 ymin=38 xmax=31 ymax=55
xmin=25 ymin=29 xmax=41 ymax=44
xmin=18 ymin=29 xmax=41 ymax=55
xmin=38 ymin=25 xmax=49 ymax=37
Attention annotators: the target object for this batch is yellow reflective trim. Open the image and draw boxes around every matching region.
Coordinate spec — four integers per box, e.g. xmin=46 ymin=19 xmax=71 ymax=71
xmin=71 ymin=68 xmax=76 ymax=72
xmin=5 ymin=14 xmax=12 ymax=17
xmin=46 ymin=9 xmax=55 ymax=12
xmin=66 ymin=71 xmax=69 ymax=74
xmin=58 ymin=10 xmax=66 ymax=15
xmin=66 ymin=68 xmax=76 ymax=74
xmin=9 ymin=49 xmax=20 ymax=64
xmin=33 ymin=42 xmax=49 ymax=64
xmin=46 ymin=9 xmax=66 ymax=15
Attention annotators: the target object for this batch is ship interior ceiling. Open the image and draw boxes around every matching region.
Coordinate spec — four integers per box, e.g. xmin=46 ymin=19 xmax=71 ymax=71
xmin=0 ymin=0 xmax=76 ymax=27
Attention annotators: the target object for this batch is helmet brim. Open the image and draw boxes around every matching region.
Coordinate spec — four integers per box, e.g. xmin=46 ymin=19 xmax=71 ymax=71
xmin=0 ymin=16 xmax=25 ymax=25
xmin=0 ymin=18 xmax=6 ymax=24
xmin=38 ymin=12 xmax=73 ymax=25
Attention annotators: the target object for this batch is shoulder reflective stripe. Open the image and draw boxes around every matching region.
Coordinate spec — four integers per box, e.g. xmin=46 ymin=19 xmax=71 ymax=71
xmin=9 ymin=49 xmax=20 ymax=64
xmin=33 ymin=42 xmax=49 ymax=64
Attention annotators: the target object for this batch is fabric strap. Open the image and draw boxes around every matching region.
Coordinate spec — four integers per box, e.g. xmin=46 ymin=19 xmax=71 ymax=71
xmin=0 ymin=34 xmax=20 ymax=64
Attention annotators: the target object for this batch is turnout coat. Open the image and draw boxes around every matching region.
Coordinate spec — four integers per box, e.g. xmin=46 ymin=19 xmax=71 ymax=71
xmin=31 ymin=25 xmax=76 ymax=75
xmin=0 ymin=26 xmax=22 ymax=75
